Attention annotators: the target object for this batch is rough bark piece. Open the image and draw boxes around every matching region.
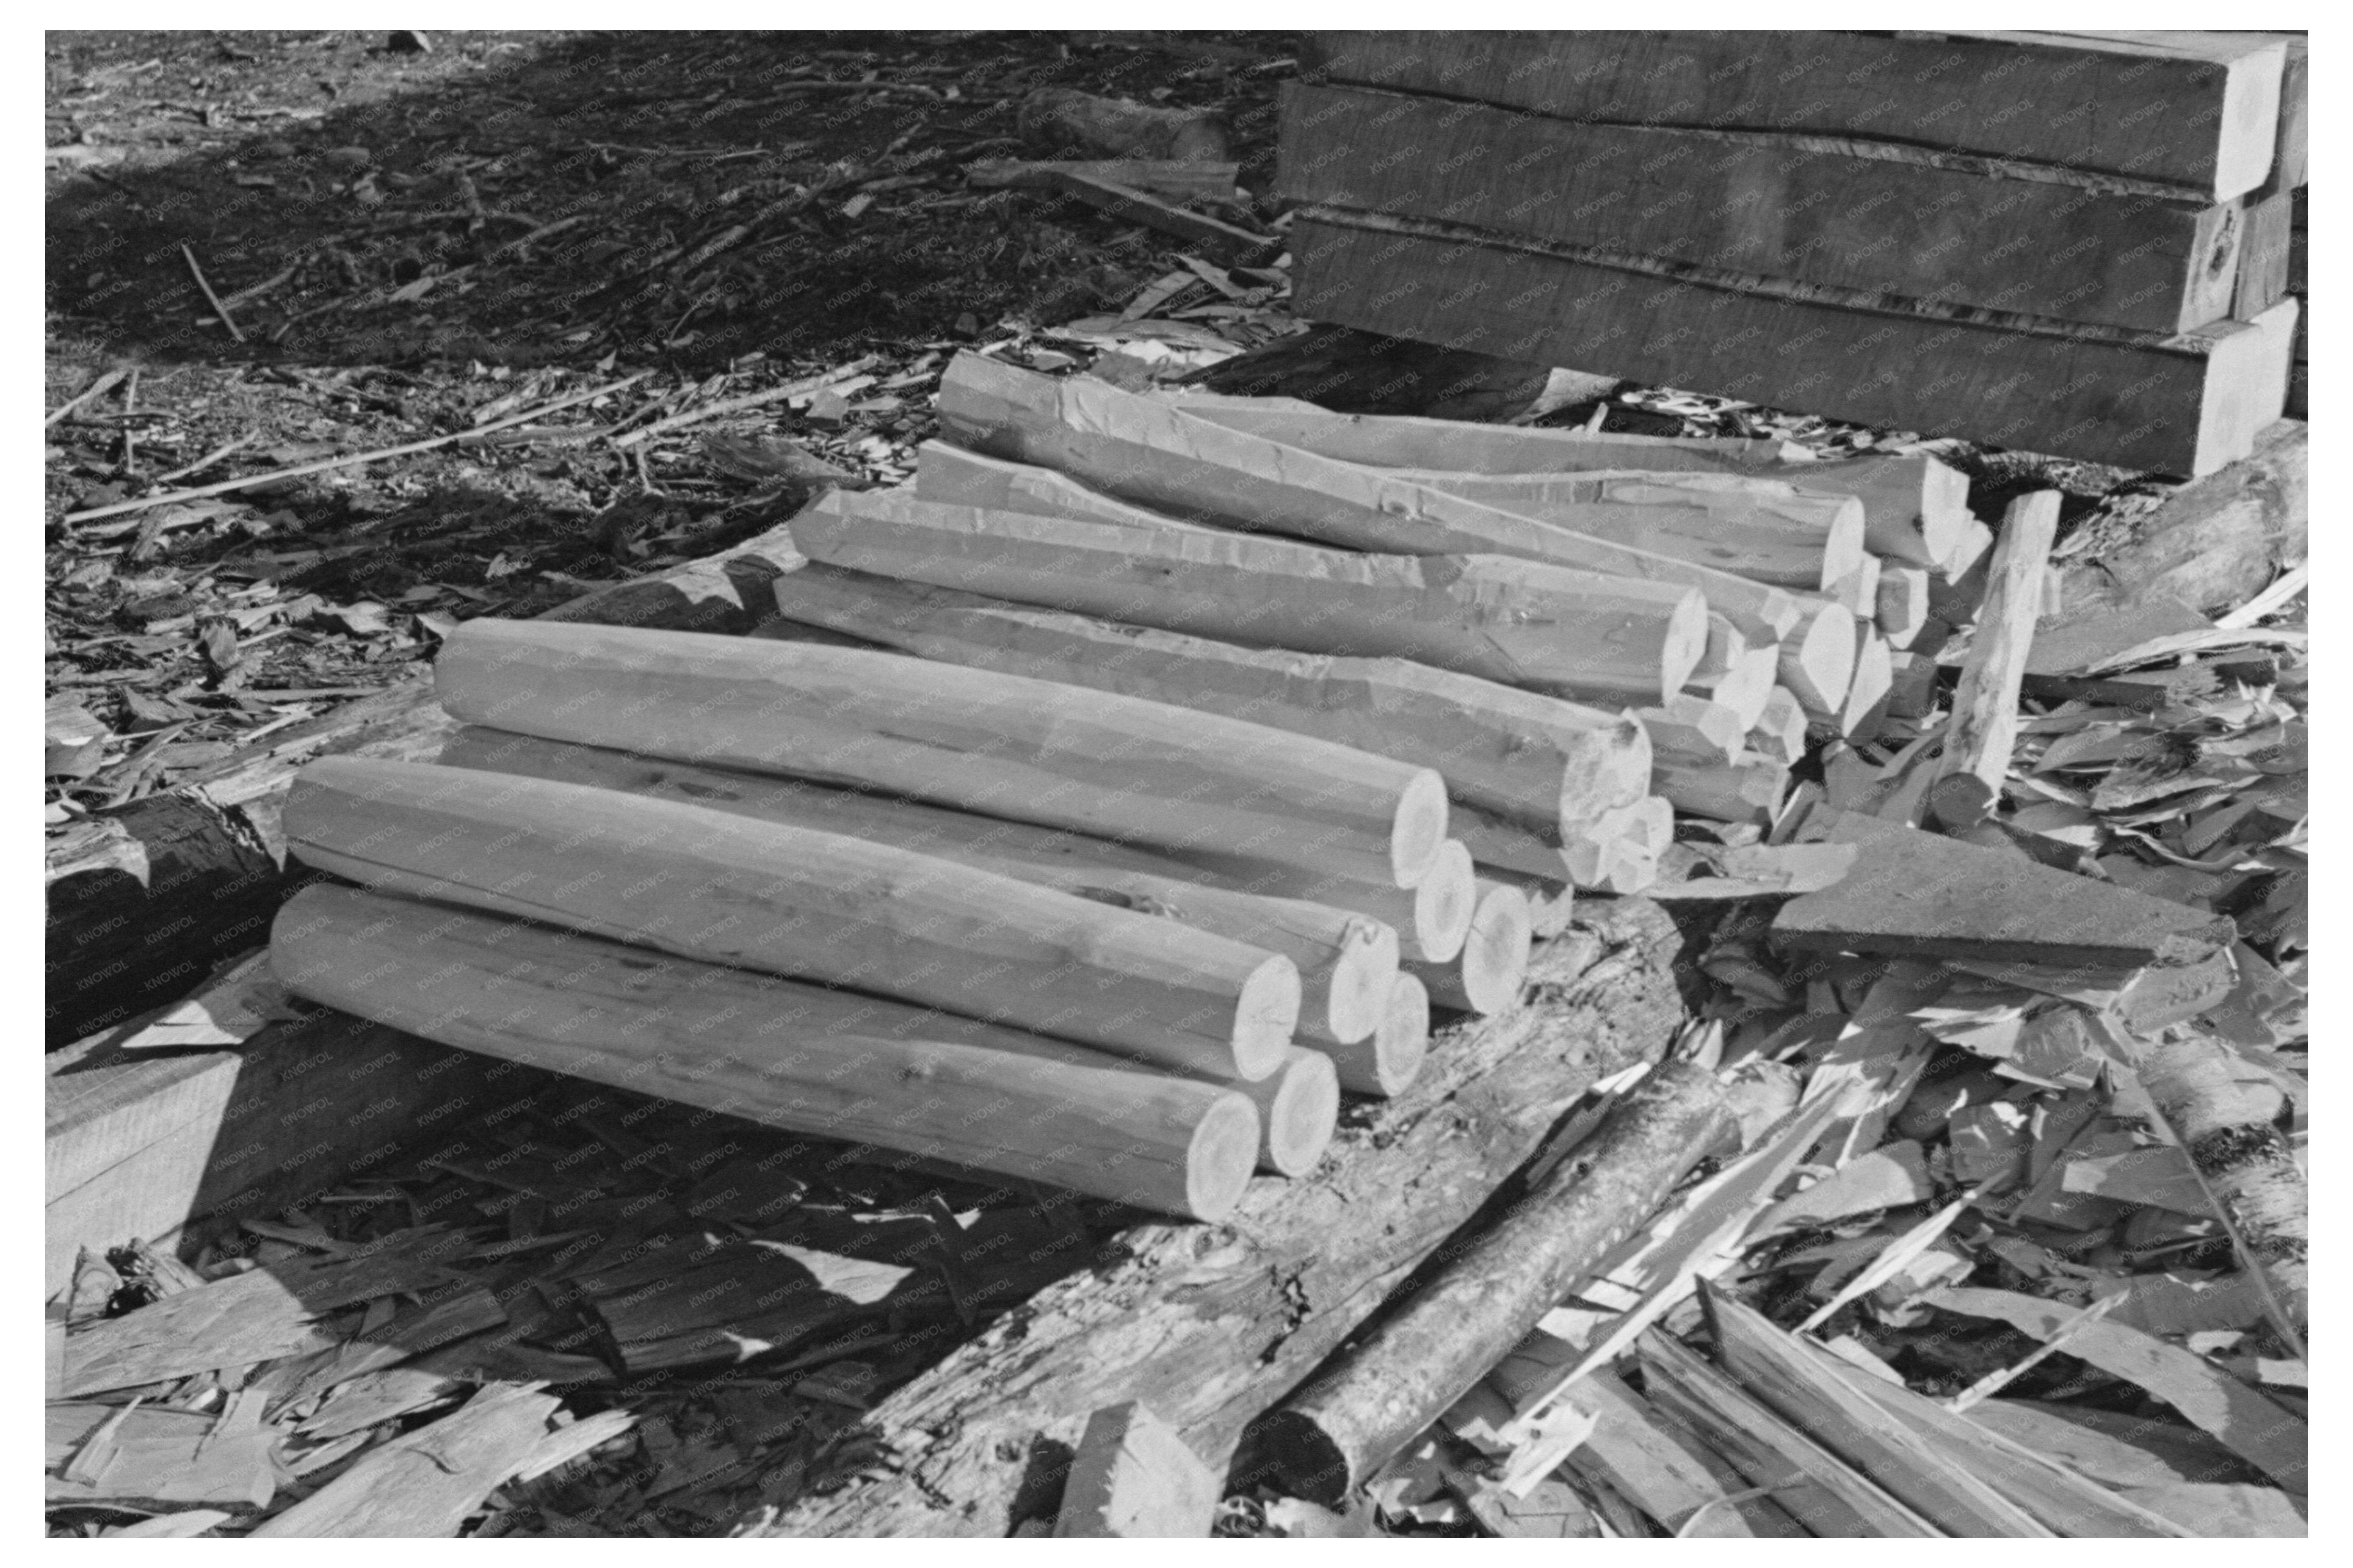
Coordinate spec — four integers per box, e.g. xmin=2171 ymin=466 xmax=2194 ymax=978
xmin=1939 ymin=491 xmax=2061 ymax=789
xmin=1250 ymin=1061 xmax=1735 ymax=1503
xmin=794 ymin=486 xmax=1706 ymax=706
xmin=249 ymin=1383 xmax=563 ymax=1537
xmin=286 ymin=758 xmax=1302 ymax=1082
xmin=271 ymin=885 xmax=1264 ymax=1222
xmin=1775 ymin=808 xmax=2236 ymax=968
xmin=763 ymin=559 xmax=1652 ymax=837
xmin=763 ymin=898 xmax=1686 ymax=1537
xmin=1053 ymin=1401 xmax=1220 ymax=1538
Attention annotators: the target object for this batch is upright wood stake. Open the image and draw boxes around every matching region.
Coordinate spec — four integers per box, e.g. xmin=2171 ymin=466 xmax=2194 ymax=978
xmin=1938 ymin=491 xmax=2062 ymax=790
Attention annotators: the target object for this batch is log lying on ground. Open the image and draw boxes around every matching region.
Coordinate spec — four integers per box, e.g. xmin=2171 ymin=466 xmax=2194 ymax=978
xmin=937 ymin=353 xmax=1800 ymax=641
xmin=1245 ymin=1061 xmax=1736 ymax=1504
xmin=1655 ymin=753 xmax=1790 ymax=828
xmin=284 ymin=758 xmax=1302 ymax=1081
xmin=918 ymin=441 xmax=1224 ymax=532
xmin=1406 ymin=879 xmax=1532 ymax=1016
xmin=438 ymin=728 xmax=1399 ymax=1052
xmin=1227 ymin=1047 xmax=1341 ymax=1177
xmin=761 ymin=560 xmax=1653 ymax=838
xmin=791 ymin=487 xmax=1706 ymax=705
xmin=1017 ymin=84 xmax=1233 ymax=163
xmin=1940 ymin=492 xmax=2061 ymax=789
xmin=1446 ymin=797 xmax=1659 ymax=895
xmin=761 ymin=896 xmax=1687 ymax=1537
xmin=270 ymin=884 xmax=1264 ymax=1222
xmin=1170 ymin=838 xmax=1475 ymax=972
xmin=1357 ymin=974 xmax=1432 ymax=1099
xmin=439 ymin=617 xmax=1448 ymax=889
xmin=1166 ymin=391 xmax=1975 ymax=567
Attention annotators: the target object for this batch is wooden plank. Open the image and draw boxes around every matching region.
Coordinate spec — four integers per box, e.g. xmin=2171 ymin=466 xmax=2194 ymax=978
xmin=1290 ymin=211 xmax=2298 ymax=477
xmin=1304 ymin=31 xmax=2288 ymax=200
xmin=1938 ymin=491 xmax=2061 ymax=789
xmin=1282 ymin=82 xmax=2248 ymax=333
xmin=1054 ymin=1402 xmax=1220 ymax=1537
xmin=250 ymin=1382 xmax=564 ymax=1537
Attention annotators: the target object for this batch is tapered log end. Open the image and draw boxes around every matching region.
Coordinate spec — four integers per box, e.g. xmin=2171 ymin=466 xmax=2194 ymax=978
xmin=1782 ymin=600 xmax=1858 ymax=714
xmin=1263 ymin=1048 xmax=1341 ymax=1177
xmin=1458 ymin=884 xmax=1533 ymax=1015
xmin=1389 ymin=768 xmax=1452 ymax=890
xmin=1410 ymin=840 xmax=1476 ymax=964
xmin=1658 ymin=590 xmax=1709 ymax=703
xmin=1233 ymin=954 xmax=1305 ymax=1081
xmin=1322 ymin=916 xmax=1402 ymax=1045
xmin=1184 ymin=1094 xmax=1264 ymax=1222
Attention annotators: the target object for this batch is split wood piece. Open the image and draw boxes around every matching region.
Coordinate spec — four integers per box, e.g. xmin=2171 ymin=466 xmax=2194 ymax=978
xmin=1941 ymin=490 xmax=2061 ymax=789
xmin=437 ymin=728 xmax=1398 ymax=1051
xmin=1247 ymin=1061 xmax=1736 ymax=1505
xmin=272 ymin=884 xmax=1265 ymax=1222
xmin=1839 ymin=632 xmax=1896 ymax=742
xmin=1877 ymin=565 xmax=1931 ymax=649
xmin=1690 ymin=614 xmax=1744 ymax=681
xmin=2047 ymin=419 xmax=2307 ymax=624
xmin=1451 ymin=796 xmax=1667 ymax=895
xmin=1777 ymin=600 xmax=1858 ymax=716
xmin=1280 ymin=82 xmax=2253 ymax=334
xmin=1034 ymin=169 xmax=1273 ymax=264
xmin=1934 ymin=515 xmax=1995 ymax=583
xmin=1827 ymin=553 xmax=1881 ymax=619
xmin=1289 ymin=214 xmax=2299 ymax=477
xmin=1636 ymin=1330 xmax=1940 ymax=1537
xmin=440 ymin=617 xmax=1449 ymax=890
xmin=1230 ymin=1048 xmax=1340 ymax=1177
xmin=1638 ymin=695 xmax=1744 ymax=766
xmin=1565 ymin=1368 xmax=1809 ymax=1537
xmin=1655 ymin=753 xmax=1790 ymax=829
xmin=1379 ymin=465 xmax=1868 ymax=593
xmin=250 ymin=1382 xmax=565 ymax=1538
xmin=1053 ymin=1400 xmax=1221 ymax=1537
xmin=1304 ymin=31 xmax=2290 ymax=201
xmin=763 ymin=559 xmax=1652 ymax=838
xmin=1017 ymin=84 xmax=1232 ymax=163
xmin=963 ymin=158 xmax=1240 ymax=202
xmin=1169 ymin=393 xmax=1973 ymax=568
xmin=795 ymin=485 xmax=1706 ymax=706
xmin=937 ymin=353 xmax=1800 ymax=642
xmin=1773 ymin=809 xmax=2238 ymax=968
xmin=1701 ymin=1288 xmax=2053 ymax=1536
xmin=1689 ymin=645 xmax=1778 ymax=730
xmin=1747 ymin=690 xmax=1809 ymax=768
xmin=764 ymin=899 xmax=1685 ymax=1537
xmin=283 ymin=758 xmax=1302 ymax=1082
xmin=1883 ymin=652 xmax=1941 ymax=721
xmin=1407 ymin=879 xmax=1532 ymax=1016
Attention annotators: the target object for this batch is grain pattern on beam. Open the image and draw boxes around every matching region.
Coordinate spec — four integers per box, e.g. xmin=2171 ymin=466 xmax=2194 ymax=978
xmin=761 ymin=898 xmax=1686 ymax=1537
xmin=440 ymin=617 xmax=1449 ymax=890
xmin=791 ymin=488 xmax=1706 ymax=704
xmin=1304 ymin=30 xmax=2288 ymax=200
xmin=437 ymin=727 xmax=1397 ymax=1053
xmin=270 ymin=885 xmax=1266 ymax=1221
xmin=1282 ymin=82 xmax=2250 ymax=333
xmin=937 ymin=354 xmax=1799 ymax=640
xmin=285 ymin=758 xmax=1302 ymax=1081
xmin=1291 ymin=212 xmax=2299 ymax=477
xmin=761 ymin=561 xmax=1653 ymax=837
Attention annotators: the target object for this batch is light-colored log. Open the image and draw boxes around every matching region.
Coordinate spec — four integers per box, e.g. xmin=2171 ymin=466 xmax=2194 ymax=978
xmin=1827 ymin=552 xmax=1882 ymax=617
xmin=269 ymin=884 xmax=1264 ymax=1222
xmin=1183 ymin=838 xmax=1477 ymax=971
xmin=1638 ymin=695 xmax=1744 ymax=766
xmin=1689 ymin=644 xmax=1778 ymax=730
xmin=938 ymin=353 xmax=1800 ymax=642
xmin=1231 ymin=1047 xmax=1341 ymax=1177
xmin=795 ymin=488 xmax=1708 ymax=707
xmin=918 ymin=441 xmax=1220 ymax=533
xmin=1655 ymin=753 xmax=1791 ymax=827
xmin=1569 ymin=799 xmax=1672 ymax=895
xmin=437 ymin=617 xmax=1448 ymax=890
xmin=1349 ymin=972 xmax=1431 ymax=1099
xmin=1690 ymin=614 xmax=1745 ymax=681
xmin=1052 ymin=1399 xmax=1222 ymax=1539
xmin=761 ymin=561 xmax=1651 ymax=838
xmin=1840 ymin=631 xmax=1897 ymax=741
xmin=283 ymin=757 xmax=1302 ymax=1081
xmin=1408 ymin=880 xmax=1532 ymax=1016
xmin=1476 ymin=867 xmax=1576 ymax=939
xmin=1939 ymin=492 xmax=2062 ymax=790
xmin=437 ymin=728 xmax=1398 ymax=1050
xmin=1747 ymin=688 xmax=1810 ymax=767
xmin=1778 ymin=600 xmax=1858 ymax=714
xmin=1876 ymin=565 xmax=1931 ymax=649
xmin=1934 ymin=515 xmax=1995 ymax=580
xmin=1383 ymin=466 xmax=1867 ymax=593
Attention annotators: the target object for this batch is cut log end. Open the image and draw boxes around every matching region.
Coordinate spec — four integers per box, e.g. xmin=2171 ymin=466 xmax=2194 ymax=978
xmin=1327 ymin=971 xmax=1430 ymax=1098
xmin=1816 ymin=496 xmax=1870 ymax=593
xmin=1233 ymin=955 xmax=1307 ymax=1081
xmin=1252 ymin=1409 xmax=1354 ymax=1508
xmin=1877 ymin=565 xmax=1932 ymax=648
xmin=1840 ymin=633 xmax=1896 ymax=741
xmin=1690 ymin=645 xmax=1777 ymax=731
xmin=1409 ymin=839 xmax=1477 ymax=964
xmin=1391 ymin=768 xmax=1453 ymax=890
xmin=1426 ymin=881 xmax=1533 ymax=1015
xmin=1658 ymin=590 xmax=1711 ymax=703
xmin=1246 ymin=1047 xmax=1341 ymax=1177
xmin=1557 ymin=714 xmax=1654 ymax=830
xmin=1322 ymin=916 xmax=1402 ymax=1047
xmin=1781 ymin=600 xmax=1859 ymax=714
xmin=1184 ymin=1094 xmax=1265 ymax=1221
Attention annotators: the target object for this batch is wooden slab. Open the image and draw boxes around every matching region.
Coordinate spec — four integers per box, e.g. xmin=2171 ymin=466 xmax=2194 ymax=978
xmin=1053 ymin=1401 xmax=1220 ymax=1536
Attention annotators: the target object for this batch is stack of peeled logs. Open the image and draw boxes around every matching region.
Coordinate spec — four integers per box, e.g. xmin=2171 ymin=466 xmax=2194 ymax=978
xmin=270 ymin=618 xmax=1504 ymax=1223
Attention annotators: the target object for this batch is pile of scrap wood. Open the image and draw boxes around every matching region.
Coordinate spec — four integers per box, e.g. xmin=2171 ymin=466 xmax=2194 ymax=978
xmin=1282 ymin=30 xmax=2305 ymax=475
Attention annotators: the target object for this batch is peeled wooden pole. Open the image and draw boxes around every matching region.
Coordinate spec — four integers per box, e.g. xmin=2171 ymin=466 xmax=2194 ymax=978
xmin=438 ymin=617 xmax=1449 ymax=890
xmin=1656 ymin=753 xmax=1791 ymax=827
xmin=1407 ymin=880 xmax=1532 ymax=1016
xmin=762 ymin=562 xmax=1652 ymax=838
xmin=1778 ymin=599 xmax=1859 ymax=715
xmin=795 ymin=488 xmax=1709 ymax=706
xmin=1346 ymin=973 xmax=1432 ymax=1099
xmin=1938 ymin=492 xmax=2062 ymax=791
xmin=938 ymin=353 xmax=1799 ymax=642
xmin=1690 ymin=644 xmax=1778 ymax=730
xmin=1245 ymin=1061 xmax=1737 ymax=1504
xmin=269 ymin=884 xmax=1264 ymax=1221
xmin=1638 ymin=694 xmax=1744 ymax=766
xmin=283 ymin=758 xmax=1301 ymax=1081
xmin=1229 ymin=1047 xmax=1342 ymax=1177
xmin=919 ymin=441 xmax=1225 ymax=533
xmin=437 ymin=728 xmax=1399 ymax=1050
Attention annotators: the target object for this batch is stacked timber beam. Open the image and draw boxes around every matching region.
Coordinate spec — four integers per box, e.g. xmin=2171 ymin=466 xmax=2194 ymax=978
xmin=1282 ymin=31 xmax=2304 ymax=476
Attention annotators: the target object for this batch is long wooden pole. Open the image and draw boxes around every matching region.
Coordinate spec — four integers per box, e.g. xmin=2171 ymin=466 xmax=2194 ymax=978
xmin=436 ymin=727 xmax=1399 ymax=1051
xmin=283 ymin=758 xmax=1302 ymax=1081
xmin=1938 ymin=492 xmax=2062 ymax=789
xmin=1405 ymin=879 xmax=1532 ymax=1016
xmin=437 ymin=618 xmax=1451 ymax=890
xmin=269 ymin=884 xmax=1264 ymax=1221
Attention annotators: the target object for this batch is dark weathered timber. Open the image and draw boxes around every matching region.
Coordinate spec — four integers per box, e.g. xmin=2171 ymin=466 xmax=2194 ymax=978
xmin=761 ymin=898 xmax=1686 ymax=1537
xmin=1281 ymin=83 xmax=2246 ymax=334
xmin=1247 ymin=1060 xmax=1736 ymax=1504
